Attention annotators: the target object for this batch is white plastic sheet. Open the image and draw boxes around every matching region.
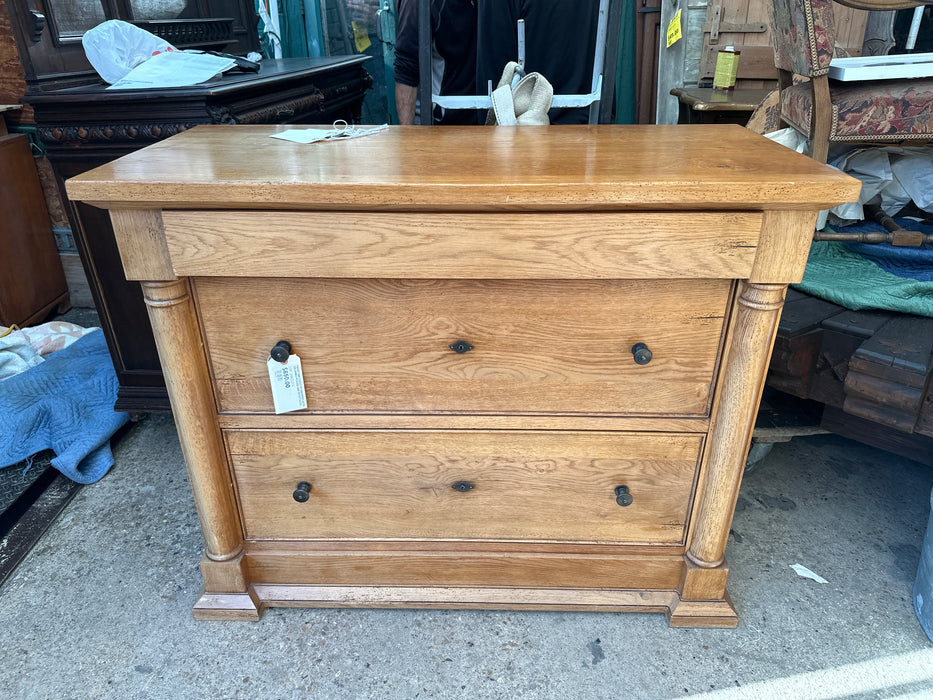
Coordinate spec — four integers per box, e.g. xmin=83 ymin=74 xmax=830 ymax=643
xmin=107 ymin=51 xmax=236 ymax=90
xmin=82 ymin=20 xmax=177 ymax=84
xmin=82 ymin=19 xmax=237 ymax=90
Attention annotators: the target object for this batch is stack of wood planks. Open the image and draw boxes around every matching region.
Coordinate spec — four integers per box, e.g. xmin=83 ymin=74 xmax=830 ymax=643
xmin=768 ymin=288 xmax=933 ymax=465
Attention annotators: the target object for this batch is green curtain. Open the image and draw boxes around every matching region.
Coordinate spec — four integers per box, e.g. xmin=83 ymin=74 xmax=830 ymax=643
xmin=273 ymin=0 xmax=325 ymax=57
xmin=614 ymin=0 xmax=636 ymax=124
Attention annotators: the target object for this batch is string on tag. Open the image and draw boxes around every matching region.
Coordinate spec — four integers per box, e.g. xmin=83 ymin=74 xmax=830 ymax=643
xmin=323 ymin=120 xmax=388 ymax=140
xmin=270 ymin=121 xmax=389 ymax=145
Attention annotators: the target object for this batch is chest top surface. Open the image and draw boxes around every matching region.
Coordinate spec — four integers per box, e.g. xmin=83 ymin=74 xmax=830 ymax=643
xmin=66 ymin=124 xmax=860 ymax=212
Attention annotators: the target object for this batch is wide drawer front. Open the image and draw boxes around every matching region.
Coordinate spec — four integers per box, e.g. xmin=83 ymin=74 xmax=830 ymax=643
xmin=226 ymin=430 xmax=702 ymax=543
xmin=197 ymin=278 xmax=730 ymax=416
xmin=162 ymin=211 xmax=762 ymax=279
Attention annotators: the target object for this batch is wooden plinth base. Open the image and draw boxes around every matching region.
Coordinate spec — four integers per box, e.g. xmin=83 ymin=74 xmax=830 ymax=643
xmin=192 ymin=585 xmax=738 ymax=628
xmin=666 ymin=591 xmax=738 ymax=628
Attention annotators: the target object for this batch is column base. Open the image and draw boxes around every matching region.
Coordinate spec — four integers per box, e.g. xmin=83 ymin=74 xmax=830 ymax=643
xmin=667 ymin=591 xmax=738 ymax=628
xmin=193 ymin=587 xmax=263 ymax=621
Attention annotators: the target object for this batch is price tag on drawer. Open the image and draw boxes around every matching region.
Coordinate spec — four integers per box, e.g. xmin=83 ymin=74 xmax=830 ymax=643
xmin=266 ymin=354 xmax=308 ymax=414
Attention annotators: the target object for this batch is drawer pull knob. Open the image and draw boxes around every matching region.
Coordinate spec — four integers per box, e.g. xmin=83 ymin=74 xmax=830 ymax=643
xmin=449 ymin=340 xmax=474 ymax=354
xmin=293 ymin=481 xmax=313 ymax=502
xmin=452 ymin=480 xmax=475 ymax=492
xmin=615 ymin=485 xmax=634 ymax=507
xmin=631 ymin=343 xmax=653 ymax=365
xmin=270 ymin=340 xmax=293 ymax=363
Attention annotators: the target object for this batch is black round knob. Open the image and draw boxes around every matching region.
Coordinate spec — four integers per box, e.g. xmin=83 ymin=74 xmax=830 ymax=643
xmin=270 ymin=340 xmax=292 ymax=363
xmin=451 ymin=481 xmax=475 ymax=492
xmin=293 ymin=481 xmax=312 ymax=502
xmin=615 ymin=485 xmax=633 ymax=507
xmin=631 ymin=343 xmax=653 ymax=365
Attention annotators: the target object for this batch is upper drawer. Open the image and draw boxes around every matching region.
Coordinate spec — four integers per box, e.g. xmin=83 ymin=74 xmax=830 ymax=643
xmin=162 ymin=211 xmax=761 ymax=279
xmin=196 ymin=277 xmax=730 ymax=416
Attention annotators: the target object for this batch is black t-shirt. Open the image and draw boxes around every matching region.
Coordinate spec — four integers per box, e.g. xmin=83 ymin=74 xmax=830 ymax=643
xmin=477 ymin=0 xmax=601 ymax=125
xmin=395 ymin=0 xmax=601 ymax=125
xmin=395 ymin=0 xmax=479 ymax=124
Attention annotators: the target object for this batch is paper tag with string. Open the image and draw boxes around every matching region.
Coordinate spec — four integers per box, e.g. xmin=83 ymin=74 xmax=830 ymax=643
xmin=267 ymin=354 xmax=307 ymax=414
xmin=270 ymin=120 xmax=388 ymax=144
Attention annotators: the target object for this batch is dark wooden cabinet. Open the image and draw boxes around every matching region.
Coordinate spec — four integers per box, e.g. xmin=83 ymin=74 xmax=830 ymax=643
xmin=27 ymin=57 xmax=372 ymax=411
xmin=3 ymin=0 xmax=260 ymax=88
xmin=0 ymin=125 xmax=69 ymax=327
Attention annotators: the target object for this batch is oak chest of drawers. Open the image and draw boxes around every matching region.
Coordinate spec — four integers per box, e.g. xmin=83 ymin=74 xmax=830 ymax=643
xmin=67 ymin=124 xmax=859 ymax=627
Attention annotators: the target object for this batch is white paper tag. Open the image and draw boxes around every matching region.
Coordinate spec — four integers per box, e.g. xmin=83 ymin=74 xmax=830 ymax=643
xmin=266 ymin=354 xmax=307 ymax=414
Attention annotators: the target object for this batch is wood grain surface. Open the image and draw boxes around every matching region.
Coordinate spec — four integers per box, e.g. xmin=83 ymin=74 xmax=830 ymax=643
xmin=226 ymin=430 xmax=702 ymax=543
xmin=687 ymin=283 xmax=786 ymax=567
xmin=244 ymin=552 xmax=686 ymax=590
xmin=216 ymin=412 xmax=711 ymax=433
xmin=66 ymin=125 xmax=861 ymax=211
xmin=162 ymin=211 xmax=761 ymax=280
xmin=110 ymin=209 xmax=174 ymax=281
xmin=196 ymin=277 xmax=731 ymax=416
xmin=0 ymin=133 xmax=69 ymax=327
xmin=142 ymin=280 xmax=244 ymax=562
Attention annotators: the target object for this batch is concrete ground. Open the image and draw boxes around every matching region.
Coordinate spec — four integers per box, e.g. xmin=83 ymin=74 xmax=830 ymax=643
xmin=1 ymin=413 xmax=932 ymax=699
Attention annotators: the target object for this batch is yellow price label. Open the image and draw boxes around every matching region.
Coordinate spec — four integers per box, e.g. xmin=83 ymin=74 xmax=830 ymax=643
xmin=666 ymin=9 xmax=682 ymax=48
xmin=352 ymin=21 xmax=372 ymax=53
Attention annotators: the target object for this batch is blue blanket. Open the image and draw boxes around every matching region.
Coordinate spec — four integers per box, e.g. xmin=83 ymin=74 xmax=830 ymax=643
xmin=0 ymin=330 xmax=129 ymax=483
xmin=838 ymin=218 xmax=933 ymax=281
xmin=795 ymin=242 xmax=933 ymax=318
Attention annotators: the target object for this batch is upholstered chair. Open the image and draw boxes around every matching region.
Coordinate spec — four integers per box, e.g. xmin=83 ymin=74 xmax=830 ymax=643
xmin=768 ymin=0 xmax=933 ymax=162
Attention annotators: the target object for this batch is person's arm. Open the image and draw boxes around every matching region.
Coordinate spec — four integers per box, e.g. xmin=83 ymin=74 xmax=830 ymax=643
xmin=395 ymin=82 xmax=418 ymax=125
xmin=394 ymin=0 xmax=420 ymax=124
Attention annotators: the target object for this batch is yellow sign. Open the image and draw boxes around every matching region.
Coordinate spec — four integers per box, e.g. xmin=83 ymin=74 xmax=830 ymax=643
xmin=666 ymin=9 xmax=682 ymax=48
xmin=352 ymin=21 xmax=372 ymax=53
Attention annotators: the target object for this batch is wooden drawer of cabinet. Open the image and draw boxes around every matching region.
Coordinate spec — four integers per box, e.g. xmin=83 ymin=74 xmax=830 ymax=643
xmin=162 ymin=211 xmax=762 ymax=280
xmin=226 ymin=429 xmax=702 ymax=544
xmin=197 ymin=278 xmax=731 ymax=416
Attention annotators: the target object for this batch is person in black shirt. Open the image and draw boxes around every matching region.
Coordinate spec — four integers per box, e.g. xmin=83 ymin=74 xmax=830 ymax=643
xmin=478 ymin=0 xmax=600 ymax=125
xmin=394 ymin=0 xmax=479 ymax=125
xmin=393 ymin=0 xmax=601 ymax=125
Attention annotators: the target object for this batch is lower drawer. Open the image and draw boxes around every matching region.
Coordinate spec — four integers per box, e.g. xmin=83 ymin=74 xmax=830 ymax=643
xmin=226 ymin=430 xmax=703 ymax=544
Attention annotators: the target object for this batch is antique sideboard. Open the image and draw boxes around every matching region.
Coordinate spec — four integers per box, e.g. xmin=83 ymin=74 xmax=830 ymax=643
xmin=67 ymin=125 xmax=859 ymax=626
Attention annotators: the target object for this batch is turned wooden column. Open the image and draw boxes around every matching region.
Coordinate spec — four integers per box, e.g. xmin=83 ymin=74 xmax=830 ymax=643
xmin=142 ymin=278 xmax=243 ymax=563
xmin=687 ymin=282 xmax=788 ymax=571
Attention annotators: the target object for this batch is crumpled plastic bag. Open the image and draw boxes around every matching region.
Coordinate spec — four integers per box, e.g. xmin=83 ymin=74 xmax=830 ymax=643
xmin=82 ymin=20 xmax=176 ymax=84
xmin=764 ymin=126 xmax=808 ymax=154
xmin=828 ymin=146 xmax=933 ymax=222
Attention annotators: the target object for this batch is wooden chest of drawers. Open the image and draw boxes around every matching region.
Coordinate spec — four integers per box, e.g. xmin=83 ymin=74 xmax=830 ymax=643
xmin=67 ymin=125 xmax=859 ymax=627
